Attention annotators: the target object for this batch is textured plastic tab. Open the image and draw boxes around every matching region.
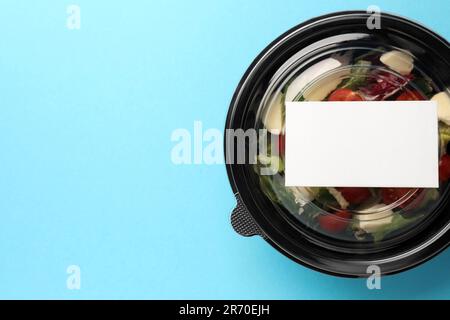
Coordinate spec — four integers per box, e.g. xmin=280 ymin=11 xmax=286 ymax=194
xmin=230 ymin=194 xmax=263 ymax=237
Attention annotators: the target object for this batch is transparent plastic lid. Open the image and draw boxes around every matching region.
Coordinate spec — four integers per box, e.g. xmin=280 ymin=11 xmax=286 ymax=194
xmin=253 ymin=42 xmax=450 ymax=245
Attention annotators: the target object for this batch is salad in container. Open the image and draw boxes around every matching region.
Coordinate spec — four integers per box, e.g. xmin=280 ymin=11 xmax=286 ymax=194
xmin=225 ymin=11 xmax=450 ymax=276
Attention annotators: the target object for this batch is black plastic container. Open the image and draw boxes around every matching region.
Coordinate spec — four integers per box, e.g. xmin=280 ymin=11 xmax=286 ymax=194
xmin=225 ymin=11 xmax=450 ymax=277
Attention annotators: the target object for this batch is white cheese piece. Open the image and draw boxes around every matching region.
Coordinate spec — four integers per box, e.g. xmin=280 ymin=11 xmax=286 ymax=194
xmin=380 ymin=50 xmax=414 ymax=75
xmin=262 ymin=93 xmax=284 ymax=134
xmin=356 ymin=204 xmax=394 ymax=233
xmin=432 ymin=91 xmax=450 ymax=125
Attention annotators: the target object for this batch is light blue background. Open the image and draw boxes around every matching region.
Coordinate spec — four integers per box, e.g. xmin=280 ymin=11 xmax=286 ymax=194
xmin=0 ymin=0 xmax=449 ymax=299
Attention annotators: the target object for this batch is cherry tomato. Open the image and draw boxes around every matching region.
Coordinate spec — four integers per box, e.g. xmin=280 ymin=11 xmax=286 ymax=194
xmin=381 ymin=188 xmax=417 ymax=208
xmin=336 ymin=187 xmax=371 ymax=205
xmin=403 ymin=189 xmax=426 ymax=211
xmin=328 ymin=89 xmax=364 ymax=101
xmin=396 ymin=91 xmax=425 ymax=101
xmin=318 ymin=211 xmax=352 ymax=233
xmin=439 ymin=154 xmax=450 ymax=182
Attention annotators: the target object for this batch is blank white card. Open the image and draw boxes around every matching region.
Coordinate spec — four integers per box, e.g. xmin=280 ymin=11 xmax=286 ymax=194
xmin=285 ymin=101 xmax=439 ymax=188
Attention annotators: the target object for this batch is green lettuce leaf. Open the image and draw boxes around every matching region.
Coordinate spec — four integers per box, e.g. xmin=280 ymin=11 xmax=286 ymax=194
xmin=340 ymin=60 xmax=371 ymax=90
xmin=371 ymin=213 xmax=421 ymax=242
